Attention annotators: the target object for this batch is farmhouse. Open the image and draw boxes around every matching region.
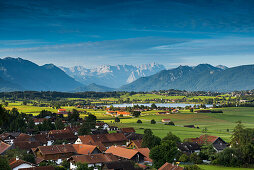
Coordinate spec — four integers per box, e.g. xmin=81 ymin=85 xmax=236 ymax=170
xmin=105 ymin=146 xmax=145 ymax=163
xmin=57 ymin=109 xmax=67 ymax=114
xmin=69 ymin=153 xmax=118 ymax=169
xmin=162 ymin=119 xmax=171 ymax=123
xmin=75 ymin=133 xmax=127 ymax=150
xmin=106 ymin=111 xmax=131 ymax=117
xmin=177 ymin=142 xmax=201 ymax=155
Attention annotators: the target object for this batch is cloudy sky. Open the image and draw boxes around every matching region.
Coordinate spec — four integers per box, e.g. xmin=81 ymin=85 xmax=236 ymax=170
xmin=1 ymin=0 xmax=254 ymax=68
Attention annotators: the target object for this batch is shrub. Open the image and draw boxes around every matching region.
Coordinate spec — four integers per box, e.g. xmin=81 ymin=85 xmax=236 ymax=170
xmin=137 ymin=120 xmax=142 ymax=123
xmin=184 ymin=165 xmax=202 ymax=170
xmin=165 ymin=121 xmax=175 ymax=126
xmin=151 ymin=119 xmax=156 ymax=124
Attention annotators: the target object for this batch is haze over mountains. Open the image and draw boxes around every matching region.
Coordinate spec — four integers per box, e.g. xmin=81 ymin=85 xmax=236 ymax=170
xmin=60 ymin=63 xmax=165 ymax=88
xmin=1 ymin=57 xmax=254 ymax=92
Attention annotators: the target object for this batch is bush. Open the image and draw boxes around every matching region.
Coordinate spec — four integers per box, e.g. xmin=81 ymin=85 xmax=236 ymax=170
xmin=165 ymin=121 xmax=175 ymax=126
xmin=115 ymin=117 xmax=120 ymax=123
xmin=151 ymin=119 xmax=156 ymax=124
xmin=137 ymin=120 xmax=142 ymax=124
xmin=179 ymin=154 xmax=189 ymax=162
xmin=184 ymin=165 xmax=202 ymax=170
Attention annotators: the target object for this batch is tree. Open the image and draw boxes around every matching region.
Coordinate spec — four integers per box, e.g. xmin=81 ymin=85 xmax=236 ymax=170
xmin=27 ymin=118 xmax=35 ymax=130
xmin=199 ymin=144 xmax=216 ymax=161
xmin=162 ymin=132 xmax=181 ymax=144
xmin=132 ymin=111 xmax=141 ymax=117
xmin=68 ymin=109 xmax=80 ymax=122
xmin=189 ymin=153 xmax=202 ymax=164
xmin=0 ymin=156 xmax=11 ymax=170
xmin=179 ymin=154 xmax=189 ymax=162
xmin=141 ymin=129 xmax=161 ymax=149
xmin=190 ymin=108 xmax=194 ymax=112
xmin=78 ymin=114 xmax=97 ymax=135
xmin=151 ymin=103 xmax=157 ymax=109
xmin=212 ymin=148 xmax=243 ymax=167
xmin=55 ymin=118 xmax=65 ymax=130
xmin=115 ymin=117 xmax=120 ymax=123
xmin=137 ymin=120 xmax=142 ymax=124
xmin=150 ymin=140 xmax=179 ymax=168
xmin=151 ymin=119 xmax=156 ymax=124
xmin=76 ymin=162 xmax=93 ymax=170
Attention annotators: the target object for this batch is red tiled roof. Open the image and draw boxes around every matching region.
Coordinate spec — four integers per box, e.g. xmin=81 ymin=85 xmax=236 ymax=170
xmin=15 ymin=133 xmax=31 ymax=141
xmin=36 ymin=144 xmax=76 ymax=155
xmin=72 ymin=144 xmax=100 ymax=154
xmin=19 ymin=166 xmax=55 ymax=170
xmin=105 ymin=146 xmax=141 ymax=159
xmin=58 ymin=109 xmax=66 ymax=111
xmin=9 ymin=159 xmax=34 ymax=169
xmin=0 ymin=141 xmax=11 ymax=154
xmin=117 ymin=111 xmax=130 ymax=115
xmin=70 ymin=153 xmax=118 ymax=164
xmin=14 ymin=141 xmax=41 ymax=151
xmin=78 ymin=133 xmax=127 ymax=144
xmin=199 ymin=135 xmax=219 ymax=145
xmin=158 ymin=162 xmax=184 ymax=170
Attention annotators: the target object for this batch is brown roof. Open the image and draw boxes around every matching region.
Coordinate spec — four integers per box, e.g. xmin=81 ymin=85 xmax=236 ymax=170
xmin=34 ymin=134 xmax=48 ymax=144
xmin=0 ymin=141 xmax=11 ymax=154
xmin=105 ymin=146 xmax=142 ymax=159
xmin=128 ymin=140 xmax=142 ymax=148
xmin=15 ymin=133 xmax=31 ymax=141
xmin=14 ymin=141 xmax=42 ymax=151
xmin=158 ymin=162 xmax=184 ymax=170
xmin=33 ymin=118 xmax=47 ymax=123
xmin=135 ymin=148 xmax=152 ymax=162
xmin=9 ymin=159 xmax=34 ymax=169
xmin=0 ymin=133 xmax=15 ymax=140
xmin=120 ymin=128 xmax=136 ymax=133
xmin=48 ymin=129 xmax=77 ymax=141
xmin=70 ymin=153 xmax=118 ymax=164
xmin=19 ymin=166 xmax=55 ymax=170
xmin=81 ymin=140 xmax=107 ymax=152
xmin=36 ymin=144 xmax=76 ymax=155
xmin=78 ymin=133 xmax=127 ymax=144
xmin=72 ymin=144 xmax=100 ymax=154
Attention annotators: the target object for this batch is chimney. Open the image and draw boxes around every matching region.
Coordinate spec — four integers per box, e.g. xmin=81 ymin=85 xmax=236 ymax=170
xmin=16 ymin=156 xmax=19 ymax=161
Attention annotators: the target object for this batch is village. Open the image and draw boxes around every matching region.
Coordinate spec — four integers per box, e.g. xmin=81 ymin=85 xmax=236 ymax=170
xmin=0 ymin=103 xmax=241 ymax=170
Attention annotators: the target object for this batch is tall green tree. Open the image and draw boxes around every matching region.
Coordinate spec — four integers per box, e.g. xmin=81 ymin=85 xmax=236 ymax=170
xmin=55 ymin=118 xmax=65 ymax=130
xmin=162 ymin=132 xmax=181 ymax=144
xmin=141 ymin=129 xmax=161 ymax=149
xmin=150 ymin=140 xmax=178 ymax=168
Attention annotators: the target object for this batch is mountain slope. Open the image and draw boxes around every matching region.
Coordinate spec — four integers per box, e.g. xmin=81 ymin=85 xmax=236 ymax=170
xmin=73 ymin=83 xmax=115 ymax=92
xmin=60 ymin=63 xmax=165 ymax=88
xmin=120 ymin=64 xmax=254 ymax=92
xmin=0 ymin=57 xmax=82 ymax=91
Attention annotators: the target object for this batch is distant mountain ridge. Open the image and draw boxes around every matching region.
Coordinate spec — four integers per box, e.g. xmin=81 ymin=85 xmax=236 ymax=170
xmin=0 ymin=57 xmax=82 ymax=92
xmin=60 ymin=63 xmax=166 ymax=88
xmin=120 ymin=64 xmax=254 ymax=92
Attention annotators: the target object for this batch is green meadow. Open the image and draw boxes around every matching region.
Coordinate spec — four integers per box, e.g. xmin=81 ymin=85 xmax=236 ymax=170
xmin=4 ymin=102 xmax=254 ymax=142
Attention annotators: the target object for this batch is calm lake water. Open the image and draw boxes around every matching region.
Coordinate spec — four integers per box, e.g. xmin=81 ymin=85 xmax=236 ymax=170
xmin=104 ymin=103 xmax=213 ymax=108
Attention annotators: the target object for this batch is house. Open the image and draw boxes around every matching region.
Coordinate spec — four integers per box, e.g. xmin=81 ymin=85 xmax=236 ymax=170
xmin=106 ymin=111 xmax=131 ymax=117
xmin=188 ymin=135 xmax=228 ymax=152
xmin=9 ymin=157 xmax=35 ymax=170
xmin=195 ymin=110 xmax=211 ymax=113
xmin=75 ymin=133 xmax=127 ymax=150
xmin=105 ymin=146 xmax=145 ymax=163
xmin=171 ymin=109 xmax=179 ymax=113
xmin=0 ymin=141 xmax=12 ymax=155
xmin=19 ymin=166 xmax=55 ymax=170
xmin=102 ymin=160 xmax=138 ymax=170
xmin=69 ymin=153 xmax=118 ymax=169
xmin=0 ymin=133 xmax=16 ymax=145
xmin=58 ymin=109 xmax=67 ymax=114
xmin=48 ymin=129 xmax=78 ymax=144
xmin=158 ymin=162 xmax=184 ymax=170
xmin=157 ymin=111 xmax=169 ymax=115
xmin=33 ymin=118 xmax=47 ymax=125
xmin=125 ymin=133 xmax=143 ymax=141
xmin=135 ymin=148 xmax=152 ymax=164
xmin=177 ymin=142 xmax=201 ymax=155
xmin=162 ymin=119 xmax=171 ymax=123
xmin=119 ymin=127 xmax=135 ymax=134
xmin=107 ymin=126 xmax=119 ymax=131
xmin=127 ymin=140 xmax=143 ymax=149
xmin=95 ymin=122 xmax=110 ymax=130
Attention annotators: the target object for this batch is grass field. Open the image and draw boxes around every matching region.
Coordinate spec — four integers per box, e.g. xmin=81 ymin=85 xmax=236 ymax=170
xmin=198 ymin=165 xmax=254 ymax=170
xmin=3 ymin=101 xmax=254 ymax=142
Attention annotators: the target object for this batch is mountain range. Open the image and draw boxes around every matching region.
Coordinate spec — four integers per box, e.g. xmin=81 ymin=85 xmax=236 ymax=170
xmin=60 ymin=63 xmax=165 ymax=88
xmin=1 ymin=57 xmax=254 ymax=92
xmin=0 ymin=57 xmax=82 ymax=92
xmin=120 ymin=64 xmax=254 ymax=92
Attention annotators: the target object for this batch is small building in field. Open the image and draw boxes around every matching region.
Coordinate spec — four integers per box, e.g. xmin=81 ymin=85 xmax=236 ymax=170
xmin=57 ymin=109 xmax=67 ymax=114
xmin=162 ymin=119 xmax=171 ymax=123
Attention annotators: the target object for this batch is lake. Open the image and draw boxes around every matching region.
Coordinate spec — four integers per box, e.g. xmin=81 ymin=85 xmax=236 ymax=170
xmin=103 ymin=103 xmax=213 ymax=108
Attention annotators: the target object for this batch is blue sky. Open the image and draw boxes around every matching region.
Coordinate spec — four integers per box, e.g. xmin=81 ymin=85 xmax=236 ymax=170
xmin=1 ymin=0 xmax=254 ymax=68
